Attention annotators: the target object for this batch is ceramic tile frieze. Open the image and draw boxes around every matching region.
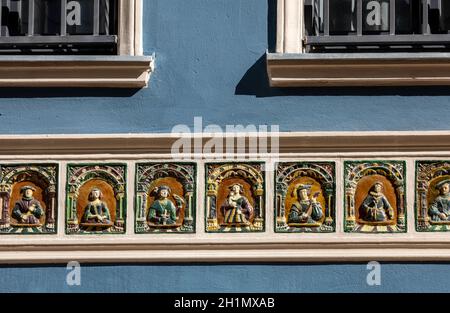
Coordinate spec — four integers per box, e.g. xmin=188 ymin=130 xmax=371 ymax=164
xmin=66 ymin=164 xmax=127 ymax=234
xmin=205 ymin=162 xmax=265 ymax=233
xmin=275 ymin=162 xmax=336 ymax=233
xmin=0 ymin=164 xmax=58 ymax=234
xmin=135 ymin=162 xmax=196 ymax=233
xmin=344 ymin=160 xmax=406 ymax=233
xmin=9 ymin=158 xmax=450 ymax=236
xmin=416 ymin=160 xmax=450 ymax=232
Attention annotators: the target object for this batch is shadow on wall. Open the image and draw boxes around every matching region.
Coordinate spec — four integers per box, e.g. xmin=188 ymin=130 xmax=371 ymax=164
xmin=0 ymin=88 xmax=140 ymax=98
xmin=235 ymin=0 xmax=450 ymax=98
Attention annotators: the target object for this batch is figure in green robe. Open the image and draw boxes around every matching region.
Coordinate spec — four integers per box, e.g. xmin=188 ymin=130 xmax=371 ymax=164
xmin=148 ymin=185 xmax=183 ymax=225
xmin=82 ymin=188 xmax=112 ymax=225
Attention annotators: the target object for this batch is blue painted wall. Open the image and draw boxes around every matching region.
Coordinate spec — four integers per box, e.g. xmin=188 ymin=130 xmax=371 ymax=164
xmin=0 ymin=0 xmax=449 ymax=134
xmin=0 ymin=0 xmax=449 ymax=292
xmin=0 ymin=263 xmax=450 ymax=293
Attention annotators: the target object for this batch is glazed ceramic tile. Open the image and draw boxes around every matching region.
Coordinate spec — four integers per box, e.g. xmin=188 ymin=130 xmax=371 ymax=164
xmin=0 ymin=164 xmax=58 ymax=234
xmin=416 ymin=160 xmax=450 ymax=232
xmin=135 ymin=162 xmax=196 ymax=233
xmin=66 ymin=164 xmax=127 ymax=234
xmin=275 ymin=162 xmax=335 ymax=233
xmin=205 ymin=162 xmax=265 ymax=233
xmin=344 ymin=160 xmax=406 ymax=233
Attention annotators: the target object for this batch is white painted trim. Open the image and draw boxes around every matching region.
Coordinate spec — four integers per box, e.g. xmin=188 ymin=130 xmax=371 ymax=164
xmin=118 ymin=0 xmax=133 ymax=55
xmin=275 ymin=0 xmax=285 ymax=53
xmin=277 ymin=0 xmax=303 ymax=53
xmin=117 ymin=0 xmax=143 ymax=56
xmin=134 ymin=0 xmax=144 ymax=56
xmin=0 ymin=132 xmax=449 ymax=263
xmin=0 ymin=131 xmax=449 ymax=154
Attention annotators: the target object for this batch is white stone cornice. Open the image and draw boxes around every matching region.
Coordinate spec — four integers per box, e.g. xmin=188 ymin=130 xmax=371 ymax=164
xmin=0 ymin=131 xmax=449 ymax=155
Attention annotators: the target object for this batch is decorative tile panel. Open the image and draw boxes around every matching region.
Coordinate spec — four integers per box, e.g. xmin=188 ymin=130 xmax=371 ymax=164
xmin=205 ymin=162 xmax=265 ymax=233
xmin=416 ymin=161 xmax=450 ymax=232
xmin=0 ymin=164 xmax=58 ymax=234
xmin=275 ymin=162 xmax=335 ymax=233
xmin=66 ymin=164 xmax=127 ymax=234
xmin=344 ymin=161 xmax=406 ymax=233
xmin=135 ymin=162 xmax=196 ymax=233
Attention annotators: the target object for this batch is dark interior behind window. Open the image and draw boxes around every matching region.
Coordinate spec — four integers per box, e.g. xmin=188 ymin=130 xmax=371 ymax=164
xmin=304 ymin=0 xmax=450 ymax=52
xmin=0 ymin=0 xmax=117 ymax=54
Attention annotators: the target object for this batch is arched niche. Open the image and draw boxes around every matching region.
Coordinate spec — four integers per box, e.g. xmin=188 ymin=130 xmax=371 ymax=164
xmin=135 ymin=163 xmax=195 ymax=233
xmin=66 ymin=164 xmax=126 ymax=234
xmin=206 ymin=163 xmax=264 ymax=232
xmin=416 ymin=161 xmax=450 ymax=231
xmin=345 ymin=161 xmax=405 ymax=233
xmin=0 ymin=164 xmax=57 ymax=233
xmin=275 ymin=162 xmax=335 ymax=233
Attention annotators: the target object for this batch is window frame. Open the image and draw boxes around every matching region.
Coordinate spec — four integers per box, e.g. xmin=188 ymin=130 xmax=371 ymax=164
xmin=0 ymin=0 xmax=154 ymax=88
xmin=267 ymin=0 xmax=450 ymax=87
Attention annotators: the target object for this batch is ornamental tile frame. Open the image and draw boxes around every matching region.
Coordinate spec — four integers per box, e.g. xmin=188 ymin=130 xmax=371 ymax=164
xmin=205 ymin=162 xmax=265 ymax=233
xmin=344 ymin=160 xmax=406 ymax=233
xmin=275 ymin=162 xmax=336 ymax=233
xmin=65 ymin=163 xmax=127 ymax=235
xmin=0 ymin=163 xmax=58 ymax=234
xmin=416 ymin=160 xmax=450 ymax=232
xmin=135 ymin=162 xmax=196 ymax=234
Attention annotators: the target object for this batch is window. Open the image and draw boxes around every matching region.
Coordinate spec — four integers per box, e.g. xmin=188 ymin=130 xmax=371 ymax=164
xmin=305 ymin=0 xmax=450 ymax=52
xmin=0 ymin=0 xmax=154 ymax=88
xmin=0 ymin=0 xmax=117 ymax=54
xmin=267 ymin=0 xmax=450 ymax=86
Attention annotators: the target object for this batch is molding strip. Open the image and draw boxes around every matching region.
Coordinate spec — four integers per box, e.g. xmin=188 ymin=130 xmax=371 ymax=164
xmin=267 ymin=52 xmax=450 ymax=87
xmin=118 ymin=0 xmax=135 ymax=56
xmin=0 ymin=131 xmax=449 ymax=155
xmin=0 ymin=56 xmax=154 ymax=88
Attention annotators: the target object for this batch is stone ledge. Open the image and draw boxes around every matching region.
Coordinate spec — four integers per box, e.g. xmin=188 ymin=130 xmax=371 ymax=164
xmin=0 ymin=131 xmax=448 ymax=155
xmin=0 ymin=55 xmax=154 ymax=88
xmin=3 ymin=245 xmax=450 ymax=263
xmin=267 ymin=52 xmax=450 ymax=87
